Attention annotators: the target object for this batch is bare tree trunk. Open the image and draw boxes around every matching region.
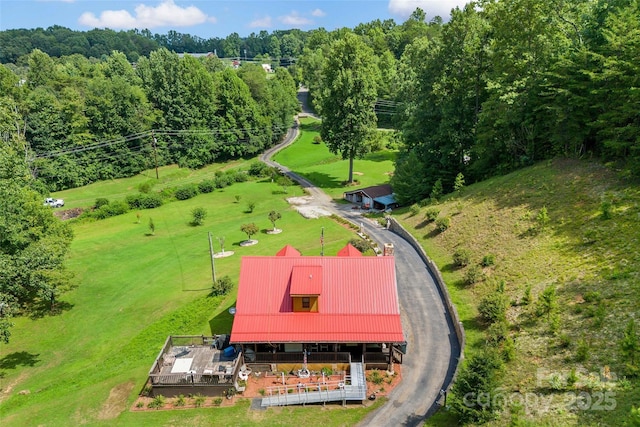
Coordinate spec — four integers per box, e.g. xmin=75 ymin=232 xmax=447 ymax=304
xmin=348 ymin=156 xmax=354 ymax=183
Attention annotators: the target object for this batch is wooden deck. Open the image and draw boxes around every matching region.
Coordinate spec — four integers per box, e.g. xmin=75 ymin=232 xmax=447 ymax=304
xmin=260 ymin=362 xmax=367 ymax=407
xmin=157 ymin=345 xmax=236 ymax=376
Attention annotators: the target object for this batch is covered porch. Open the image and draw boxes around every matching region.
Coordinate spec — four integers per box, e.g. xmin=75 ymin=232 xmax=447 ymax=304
xmin=239 ymin=342 xmax=404 ymax=370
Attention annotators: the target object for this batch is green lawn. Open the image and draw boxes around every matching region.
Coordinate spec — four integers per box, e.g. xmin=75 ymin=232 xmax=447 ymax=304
xmin=0 ymin=168 xmax=374 ymax=426
xmin=52 ymin=160 xmax=253 ymax=210
xmin=273 ymin=118 xmax=396 ymax=200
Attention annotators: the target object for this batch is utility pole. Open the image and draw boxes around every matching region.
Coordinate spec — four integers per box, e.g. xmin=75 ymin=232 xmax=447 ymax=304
xmin=208 ymin=232 xmax=216 ymax=283
xmin=320 ymin=227 xmax=324 ymax=256
xmin=151 ymin=131 xmax=159 ymax=179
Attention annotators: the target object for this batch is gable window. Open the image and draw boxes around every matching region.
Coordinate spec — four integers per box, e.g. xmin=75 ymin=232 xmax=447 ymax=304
xmin=302 ymin=297 xmax=310 ymax=308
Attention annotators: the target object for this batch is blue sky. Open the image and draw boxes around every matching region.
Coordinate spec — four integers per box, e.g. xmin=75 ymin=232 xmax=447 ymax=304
xmin=1 ymin=0 xmax=468 ymax=38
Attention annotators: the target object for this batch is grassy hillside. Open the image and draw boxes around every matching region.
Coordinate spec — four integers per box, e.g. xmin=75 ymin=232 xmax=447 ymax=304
xmin=396 ymin=159 xmax=640 ymax=426
xmin=0 ymin=164 xmax=373 ymax=426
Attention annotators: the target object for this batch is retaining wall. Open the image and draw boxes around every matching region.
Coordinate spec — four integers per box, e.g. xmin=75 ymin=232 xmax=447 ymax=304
xmin=387 ymin=217 xmax=465 ymax=394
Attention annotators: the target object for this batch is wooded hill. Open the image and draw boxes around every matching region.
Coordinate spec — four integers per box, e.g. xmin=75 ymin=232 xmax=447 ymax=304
xmin=0 ymin=49 xmax=298 ymax=190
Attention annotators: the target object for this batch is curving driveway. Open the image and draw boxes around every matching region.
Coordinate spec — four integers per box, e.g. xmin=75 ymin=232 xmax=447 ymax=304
xmin=260 ymin=89 xmax=460 ymax=426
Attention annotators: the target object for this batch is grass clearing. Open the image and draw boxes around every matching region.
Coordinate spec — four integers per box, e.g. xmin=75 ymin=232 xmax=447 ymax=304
xmin=0 ymin=164 xmax=374 ymax=426
xmin=273 ymin=118 xmax=396 ymax=200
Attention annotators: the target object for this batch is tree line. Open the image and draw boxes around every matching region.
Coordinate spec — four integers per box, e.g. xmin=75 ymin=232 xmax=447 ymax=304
xmin=0 ymin=26 xmax=308 ymax=65
xmin=0 ymin=48 xmax=299 ymax=190
xmin=297 ymin=0 xmax=640 ymax=204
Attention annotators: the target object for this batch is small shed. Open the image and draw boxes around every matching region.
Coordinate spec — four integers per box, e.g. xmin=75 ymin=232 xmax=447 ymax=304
xmin=344 ymin=184 xmax=397 ymax=210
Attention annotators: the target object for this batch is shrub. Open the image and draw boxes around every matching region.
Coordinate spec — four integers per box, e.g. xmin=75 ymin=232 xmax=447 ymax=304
xmin=452 ymin=351 xmax=503 ymax=424
xmin=478 ymin=292 xmax=507 ymax=324
xmin=138 ymin=180 xmax=155 ymax=194
xmin=215 ymin=174 xmax=232 ymax=188
xmin=522 ymin=284 xmax=532 ymax=305
xmin=148 ymin=218 xmax=155 ymax=235
xmin=537 ymin=206 xmax=550 ymax=229
xmin=148 ymin=394 xmax=165 ymax=409
xmin=248 ymin=161 xmax=269 ymax=176
xmin=211 ymin=276 xmax=234 ymax=296
xmin=465 ymin=265 xmax=483 ymax=285
xmin=258 ymin=389 xmax=266 ymax=396
xmin=126 ymin=193 xmax=163 ymax=209
xmin=349 ymin=238 xmax=372 ymax=254
xmin=453 ymin=248 xmax=471 ymax=267
xmin=435 ymin=216 xmax=450 ymax=232
xmin=93 ymin=200 xmax=130 ymax=219
xmin=535 ymin=285 xmax=557 ymax=319
xmin=94 ymin=198 xmax=109 ymax=209
xmin=424 ymin=207 xmax=440 ymax=222
xmin=313 ymin=135 xmax=322 ymax=144
xmin=454 ymin=172 xmax=465 ymax=192
xmin=198 ymin=179 xmax=215 ymax=193
xmin=567 ymin=368 xmax=578 ymax=387
xmin=600 ymin=200 xmax=612 ymax=219
xmin=486 ymin=320 xmax=509 ymax=346
xmin=191 ymin=207 xmax=207 ymax=226
xmin=430 ymin=179 xmax=443 ymax=201
xmin=558 ymin=334 xmax=572 ymax=349
xmin=229 ymin=170 xmax=248 ymax=182
xmin=175 ymin=394 xmax=186 ymax=407
xmin=409 ymin=204 xmax=420 ymax=216
xmin=576 ymin=338 xmax=590 ymax=362
xmin=549 ymin=313 xmax=561 ymax=335
xmin=367 ymin=370 xmax=384 ymax=385
xmin=213 ymin=397 xmax=223 ymax=406
xmin=501 ymin=335 xmax=516 ymax=362
xmin=246 ymin=201 xmax=256 ymax=213
xmin=174 ymin=184 xmax=199 ymax=200
xmin=481 ymin=254 xmax=496 ymax=267
xmin=193 ymin=394 xmax=206 ymax=407
xmin=583 ymin=291 xmax=601 ymax=303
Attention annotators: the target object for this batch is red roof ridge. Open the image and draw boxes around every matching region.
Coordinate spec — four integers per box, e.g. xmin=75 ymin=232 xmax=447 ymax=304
xmin=275 ymin=245 xmax=301 ymax=257
xmin=337 ymin=243 xmax=363 ymax=257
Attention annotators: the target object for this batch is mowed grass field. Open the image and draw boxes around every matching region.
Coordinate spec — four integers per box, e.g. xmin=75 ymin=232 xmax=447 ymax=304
xmin=273 ymin=118 xmax=396 ymax=200
xmin=0 ymin=161 xmax=377 ymax=426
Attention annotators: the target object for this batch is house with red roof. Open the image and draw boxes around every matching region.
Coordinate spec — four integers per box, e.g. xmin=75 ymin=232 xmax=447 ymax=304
xmin=230 ymin=244 xmax=405 ymax=370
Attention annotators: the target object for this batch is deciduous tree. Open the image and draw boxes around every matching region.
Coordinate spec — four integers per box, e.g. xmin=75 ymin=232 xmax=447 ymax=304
xmin=319 ymin=33 xmax=379 ymax=183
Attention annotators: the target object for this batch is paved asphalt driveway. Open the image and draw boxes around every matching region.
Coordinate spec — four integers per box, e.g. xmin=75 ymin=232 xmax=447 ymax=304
xmin=261 ymin=89 xmax=461 ymax=426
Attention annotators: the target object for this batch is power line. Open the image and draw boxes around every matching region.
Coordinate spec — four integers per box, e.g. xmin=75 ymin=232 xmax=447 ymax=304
xmin=33 ymin=124 xmax=291 ymax=159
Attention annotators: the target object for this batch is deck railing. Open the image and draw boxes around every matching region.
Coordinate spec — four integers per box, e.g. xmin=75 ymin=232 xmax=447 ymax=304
xmin=252 ymin=351 xmax=351 ymax=363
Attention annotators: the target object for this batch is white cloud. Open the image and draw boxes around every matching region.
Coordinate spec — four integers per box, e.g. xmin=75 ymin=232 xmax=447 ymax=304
xmin=388 ymin=0 xmax=466 ymax=20
xmin=249 ymin=16 xmax=273 ymax=28
xmin=311 ymin=8 xmax=326 ymax=18
xmin=78 ymin=0 xmax=215 ymax=30
xmin=279 ymin=11 xmax=312 ymax=27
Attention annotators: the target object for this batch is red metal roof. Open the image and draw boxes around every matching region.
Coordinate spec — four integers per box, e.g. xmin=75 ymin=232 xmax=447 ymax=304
xmin=276 ymin=245 xmax=301 ymax=257
xmin=337 ymin=243 xmax=363 ymax=257
xmin=290 ymin=265 xmax=323 ymax=295
xmin=230 ymin=246 xmax=404 ymax=344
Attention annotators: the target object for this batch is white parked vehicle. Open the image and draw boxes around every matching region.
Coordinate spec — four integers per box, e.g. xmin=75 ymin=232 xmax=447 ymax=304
xmin=44 ymin=197 xmax=65 ymax=208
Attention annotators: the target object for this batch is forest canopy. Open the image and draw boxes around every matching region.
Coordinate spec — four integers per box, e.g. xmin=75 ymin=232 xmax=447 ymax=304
xmin=1 ymin=0 xmax=638 ymax=198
